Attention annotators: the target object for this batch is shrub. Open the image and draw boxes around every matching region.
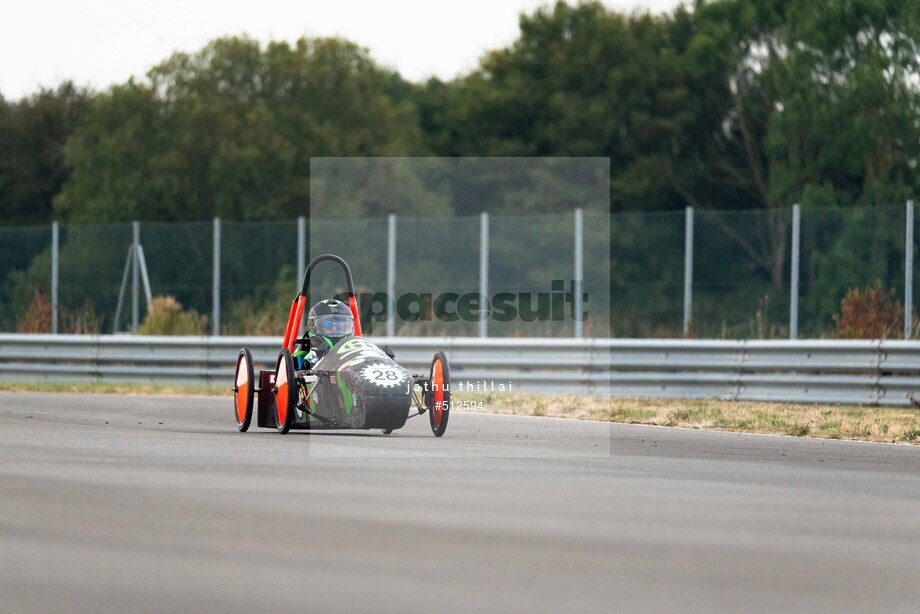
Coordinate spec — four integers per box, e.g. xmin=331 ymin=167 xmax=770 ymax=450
xmin=223 ymin=297 xmax=285 ymax=336
xmin=16 ymin=289 xmax=52 ymax=333
xmin=834 ymin=280 xmax=901 ymax=339
xmin=138 ymin=296 xmax=207 ymax=335
xmin=62 ymin=300 xmax=100 ymax=335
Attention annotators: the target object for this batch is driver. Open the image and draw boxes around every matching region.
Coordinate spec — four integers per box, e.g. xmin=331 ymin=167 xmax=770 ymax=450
xmin=294 ymin=299 xmax=355 ymax=370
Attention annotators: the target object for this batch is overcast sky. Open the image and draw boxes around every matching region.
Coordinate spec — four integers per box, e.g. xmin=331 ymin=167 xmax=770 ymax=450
xmin=1 ymin=0 xmax=682 ymax=100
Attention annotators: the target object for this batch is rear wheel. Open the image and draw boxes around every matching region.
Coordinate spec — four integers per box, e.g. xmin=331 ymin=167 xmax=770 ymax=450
xmin=427 ymin=351 xmax=450 ymax=437
xmin=274 ymin=348 xmax=297 ymax=434
xmin=233 ymin=348 xmax=254 ymax=432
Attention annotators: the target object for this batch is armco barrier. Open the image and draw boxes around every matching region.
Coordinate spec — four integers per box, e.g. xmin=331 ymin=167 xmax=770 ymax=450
xmin=610 ymin=339 xmax=920 ymax=406
xmin=4 ymin=335 xmax=920 ymax=405
xmin=0 ymin=335 xmax=611 ymax=396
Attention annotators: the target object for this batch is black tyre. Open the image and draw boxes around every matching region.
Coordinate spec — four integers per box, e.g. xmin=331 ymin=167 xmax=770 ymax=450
xmin=274 ymin=348 xmax=297 ymax=434
xmin=233 ymin=348 xmax=255 ymax=432
xmin=427 ymin=351 xmax=450 ymax=437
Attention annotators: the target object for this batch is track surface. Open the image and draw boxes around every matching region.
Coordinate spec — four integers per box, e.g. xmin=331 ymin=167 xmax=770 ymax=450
xmin=2 ymin=392 xmax=920 ymax=612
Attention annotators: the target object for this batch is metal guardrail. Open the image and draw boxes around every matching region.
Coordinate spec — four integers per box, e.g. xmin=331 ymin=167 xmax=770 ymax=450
xmin=611 ymin=339 xmax=920 ymax=406
xmin=4 ymin=335 xmax=920 ymax=405
xmin=0 ymin=334 xmax=611 ymax=396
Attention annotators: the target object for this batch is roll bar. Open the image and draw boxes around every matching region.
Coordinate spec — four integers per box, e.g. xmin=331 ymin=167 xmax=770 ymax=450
xmin=282 ymin=254 xmax=362 ymax=350
xmin=299 ymin=254 xmax=357 ymax=297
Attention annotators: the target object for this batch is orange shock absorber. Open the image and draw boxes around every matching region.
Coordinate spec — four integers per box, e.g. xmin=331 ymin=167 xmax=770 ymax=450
xmin=348 ymin=294 xmax=362 ymax=336
xmin=281 ymin=297 xmax=299 ymax=350
xmin=285 ymin=296 xmax=307 ymax=351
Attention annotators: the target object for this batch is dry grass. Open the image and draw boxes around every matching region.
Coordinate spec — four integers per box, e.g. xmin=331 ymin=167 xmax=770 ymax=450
xmin=0 ymin=381 xmax=227 ymax=397
xmin=3 ymin=381 xmax=920 ymax=444
xmin=455 ymin=392 xmax=920 ymax=445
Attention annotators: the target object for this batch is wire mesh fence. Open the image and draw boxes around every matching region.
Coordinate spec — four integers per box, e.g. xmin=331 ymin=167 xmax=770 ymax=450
xmin=610 ymin=210 xmax=683 ymax=337
xmin=0 ymin=203 xmax=916 ymax=338
xmin=799 ymin=206 xmax=908 ymax=338
xmin=0 ymin=223 xmax=52 ymax=332
xmin=391 ymin=215 xmax=480 ymax=337
xmin=58 ymin=223 xmax=132 ymax=334
xmin=693 ymin=208 xmax=793 ymax=339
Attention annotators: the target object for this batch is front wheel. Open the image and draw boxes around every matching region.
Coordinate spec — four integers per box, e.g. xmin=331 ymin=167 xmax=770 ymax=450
xmin=233 ymin=348 xmax=255 ymax=432
xmin=426 ymin=351 xmax=450 ymax=437
xmin=274 ymin=348 xmax=297 ymax=434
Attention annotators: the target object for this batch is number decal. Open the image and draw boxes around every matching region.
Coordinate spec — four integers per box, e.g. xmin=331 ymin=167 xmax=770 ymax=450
xmin=361 ymin=363 xmax=406 ymax=388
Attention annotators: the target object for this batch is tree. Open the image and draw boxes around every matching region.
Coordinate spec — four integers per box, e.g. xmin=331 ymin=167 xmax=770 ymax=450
xmin=0 ymin=83 xmax=90 ymax=330
xmin=53 ymin=80 xmax=170 ymax=222
xmin=669 ymin=0 xmax=920 ymax=290
xmin=416 ymin=2 xmax=684 ymax=214
xmin=0 ymin=82 xmax=90 ymax=224
xmin=55 ymin=36 xmax=425 ymax=223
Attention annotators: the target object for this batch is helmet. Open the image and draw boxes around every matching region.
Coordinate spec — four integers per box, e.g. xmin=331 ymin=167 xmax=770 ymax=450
xmin=307 ymin=299 xmax=354 ymax=351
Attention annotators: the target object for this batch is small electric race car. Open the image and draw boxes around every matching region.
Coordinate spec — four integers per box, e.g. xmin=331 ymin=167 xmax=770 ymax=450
xmin=232 ymin=254 xmax=450 ymax=437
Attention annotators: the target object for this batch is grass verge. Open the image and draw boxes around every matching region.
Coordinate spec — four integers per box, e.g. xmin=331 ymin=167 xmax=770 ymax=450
xmin=455 ymin=392 xmax=920 ymax=445
xmin=3 ymin=382 xmax=919 ymax=444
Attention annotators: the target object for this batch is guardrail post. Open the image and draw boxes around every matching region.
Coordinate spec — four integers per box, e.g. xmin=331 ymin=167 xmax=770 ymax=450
xmin=51 ymin=221 xmax=59 ymax=334
xmin=479 ymin=212 xmax=489 ymax=338
xmin=132 ymin=221 xmax=140 ymax=334
xmin=212 ymin=217 xmax=221 ymax=336
xmin=574 ymin=208 xmax=584 ymax=338
xmin=906 ymin=200 xmax=914 ymax=339
xmin=387 ymin=214 xmax=397 ymax=337
xmin=790 ymin=204 xmax=801 ymax=339
xmin=683 ymin=206 xmax=693 ymax=337
xmin=296 ymin=215 xmax=306 ymax=289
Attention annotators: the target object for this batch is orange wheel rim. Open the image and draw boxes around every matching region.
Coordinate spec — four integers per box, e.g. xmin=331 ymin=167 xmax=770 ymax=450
xmin=277 ymin=383 xmax=288 ymax=425
xmin=235 ymin=354 xmax=250 ymax=424
xmin=235 ymin=382 xmax=248 ymax=423
xmin=432 ymin=358 xmax=444 ymax=429
xmin=276 ymin=361 xmax=289 ymax=425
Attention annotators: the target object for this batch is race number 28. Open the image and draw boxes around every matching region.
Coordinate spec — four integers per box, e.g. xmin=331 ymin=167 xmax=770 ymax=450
xmin=361 ymin=364 xmax=404 ymax=388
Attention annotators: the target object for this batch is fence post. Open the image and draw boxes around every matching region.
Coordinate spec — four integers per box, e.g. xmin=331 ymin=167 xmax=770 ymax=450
xmin=906 ymin=200 xmax=915 ymax=339
xmin=479 ymin=212 xmax=489 ymax=338
xmin=212 ymin=217 xmax=221 ymax=336
xmin=132 ymin=221 xmax=140 ymax=334
xmin=574 ymin=208 xmax=584 ymax=338
xmin=387 ymin=214 xmax=397 ymax=337
xmin=683 ymin=207 xmax=693 ymax=337
xmin=790 ymin=204 xmax=801 ymax=340
xmin=297 ymin=215 xmax=306 ymax=287
xmin=51 ymin=222 xmax=59 ymax=334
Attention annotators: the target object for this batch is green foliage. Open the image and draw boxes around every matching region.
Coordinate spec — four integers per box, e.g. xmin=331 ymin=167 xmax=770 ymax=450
xmin=223 ymin=297 xmax=286 ymax=336
xmin=420 ymin=2 xmax=690 ymax=212
xmin=0 ymin=3 xmax=915 ymax=225
xmin=5 ymin=225 xmax=133 ymax=333
xmin=54 ymin=36 xmax=424 ymax=223
xmin=413 ymin=0 xmax=919 ymax=299
xmin=0 ymin=86 xmax=89 ymax=328
xmin=1 ymin=2 xmax=919 ymax=340
xmin=0 ymin=82 xmax=90 ymax=224
xmin=221 ymin=263 xmax=298 ymax=336
xmin=138 ymin=296 xmax=207 ymax=335
xmin=801 ymin=206 xmax=905 ymax=333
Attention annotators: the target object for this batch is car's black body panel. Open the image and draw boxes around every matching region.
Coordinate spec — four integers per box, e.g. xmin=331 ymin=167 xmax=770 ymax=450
xmin=256 ymin=336 xmax=413 ymax=431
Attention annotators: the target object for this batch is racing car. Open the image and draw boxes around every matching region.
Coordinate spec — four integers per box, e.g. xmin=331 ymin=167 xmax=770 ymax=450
xmin=232 ymin=254 xmax=450 ymax=436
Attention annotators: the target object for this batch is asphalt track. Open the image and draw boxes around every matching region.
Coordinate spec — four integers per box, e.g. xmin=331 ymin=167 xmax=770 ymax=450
xmin=2 ymin=392 xmax=920 ymax=612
